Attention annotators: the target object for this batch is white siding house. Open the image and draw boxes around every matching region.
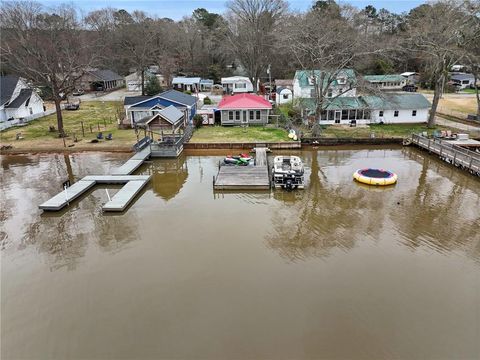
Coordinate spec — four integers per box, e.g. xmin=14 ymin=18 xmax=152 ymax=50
xmin=0 ymin=75 xmax=44 ymax=122
xmin=293 ymin=69 xmax=357 ymax=99
xmin=125 ymin=71 xmax=167 ymax=91
xmin=221 ymin=76 xmax=253 ymax=94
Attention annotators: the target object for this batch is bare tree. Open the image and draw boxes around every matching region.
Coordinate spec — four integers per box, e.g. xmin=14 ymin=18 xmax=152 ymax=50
xmin=405 ymin=0 xmax=480 ymax=127
xmin=0 ymin=1 xmax=101 ymax=136
xmin=286 ymin=6 xmax=386 ymax=122
xmin=225 ymin=0 xmax=287 ymax=91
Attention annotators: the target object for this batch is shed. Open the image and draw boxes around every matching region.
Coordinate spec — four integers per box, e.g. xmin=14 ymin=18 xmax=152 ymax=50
xmin=275 ymin=87 xmax=293 ymax=105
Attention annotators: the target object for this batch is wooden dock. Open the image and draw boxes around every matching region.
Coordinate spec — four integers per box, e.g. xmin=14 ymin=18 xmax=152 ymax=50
xmin=39 ymin=175 xmax=151 ymax=211
xmin=213 ymin=147 xmax=270 ymax=190
xmin=411 ymin=134 xmax=480 ymax=176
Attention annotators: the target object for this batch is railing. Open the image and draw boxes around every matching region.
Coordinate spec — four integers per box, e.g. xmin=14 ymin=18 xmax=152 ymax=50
xmin=133 ymin=136 xmax=152 ymax=152
xmin=411 ymin=134 xmax=480 ymax=176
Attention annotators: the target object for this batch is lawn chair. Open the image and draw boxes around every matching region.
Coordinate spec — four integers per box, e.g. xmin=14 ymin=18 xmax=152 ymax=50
xmin=106 ymin=133 xmax=113 ymax=140
xmin=96 ymin=132 xmax=103 ymax=140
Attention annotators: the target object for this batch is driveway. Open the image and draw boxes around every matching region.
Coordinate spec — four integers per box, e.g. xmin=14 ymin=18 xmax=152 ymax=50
xmin=75 ymin=88 xmax=141 ymax=102
xmin=436 ymin=116 xmax=480 ymax=134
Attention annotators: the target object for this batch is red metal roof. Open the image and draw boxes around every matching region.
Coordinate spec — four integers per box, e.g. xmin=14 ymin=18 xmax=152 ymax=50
xmin=217 ymin=93 xmax=272 ymax=110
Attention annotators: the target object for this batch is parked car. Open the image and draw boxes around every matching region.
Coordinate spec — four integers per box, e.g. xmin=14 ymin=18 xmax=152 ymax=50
xmin=65 ymin=103 xmax=80 ymax=111
xmin=402 ymin=84 xmax=418 ymax=92
xmin=72 ymin=89 xmax=84 ymax=96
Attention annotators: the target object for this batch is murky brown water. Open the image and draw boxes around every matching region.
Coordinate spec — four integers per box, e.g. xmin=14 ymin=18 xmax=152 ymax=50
xmin=1 ymin=147 xmax=480 ymax=359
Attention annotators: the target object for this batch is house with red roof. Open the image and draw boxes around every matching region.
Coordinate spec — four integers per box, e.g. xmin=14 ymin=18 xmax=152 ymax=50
xmin=217 ymin=93 xmax=272 ymax=126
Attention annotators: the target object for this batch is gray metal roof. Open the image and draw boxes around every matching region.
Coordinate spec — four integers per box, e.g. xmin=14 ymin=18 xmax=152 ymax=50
xmin=158 ymin=105 xmax=184 ymax=125
xmin=5 ymin=89 xmax=33 ymax=108
xmin=124 ymin=96 xmax=153 ymax=106
xmin=0 ymin=75 xmax=19 ymax=106
xmin=160 ymin=89 xmax=197 ymax=107
xmin=88 ymin=69 xmax=123 ymax=81
xmin=362 ymin=93 xmax=431 ymax=110
xmin=450 ymin=73 xmax=475 ymax=81
xmin=172 ymin=77 xmax=201 ymax=85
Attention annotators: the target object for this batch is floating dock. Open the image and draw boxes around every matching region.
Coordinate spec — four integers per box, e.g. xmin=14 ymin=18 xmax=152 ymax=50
xmin=213 ymin=147 xmax=270 ymax=190
xmin=410 ymin=134 xmax=480 ymax=176
xmin=111 ymin=147 xmax=151 ymax=175
xmin=39 ymin=175 xmax=151 ymax=211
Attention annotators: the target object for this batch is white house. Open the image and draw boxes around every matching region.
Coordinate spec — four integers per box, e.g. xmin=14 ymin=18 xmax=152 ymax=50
xmin=221 ymin=76 xmax=253 ymax=94
xmin=450 ymin=73 xmax=475 ymax=89
xmin=302 ymin=93 xmax=431 ymax=125
xmin=400 ymin=72 xmax=420 ymax=84
xmin=172 ymin=77 xmax=201 ymax=92
xmin=276 ymin=87 xmax=293 ymax=105
xmin=125 ymin=71 xmax=167 ymax=91
xmin=293 ymin=69 xmax=357 ymax=99
xmin=0 ymin=75 xmax=44 ymax=122
xmin=364 ymin=74 xmax=407 ymax=90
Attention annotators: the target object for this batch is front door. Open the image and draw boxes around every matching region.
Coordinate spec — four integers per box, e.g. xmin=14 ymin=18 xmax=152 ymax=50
xmin=242 ymin=111 xmax=249 ymax=125
xmin=335 ymin=111 xmax=341 ymax=124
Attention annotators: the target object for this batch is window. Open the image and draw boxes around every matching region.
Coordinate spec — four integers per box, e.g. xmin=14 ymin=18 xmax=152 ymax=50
xmin=462 ymin=80 xmax=469 ymax=84
xmin=379 ymin=110 xmax=384 ymax=117
xmin=357 ymin=110 xmax=364 ymax=119
xmin=348 ymin=110 xmax=356 ymax=120
xmin=364 ymin=110 xmax=371 ymax=119
xmin=328 ymin=110 xmax=335 ymax=121
xmin=235 ymin=111 xmax=240 ymax=120
xmin=250 ymin=111 xmax=255 ymax=120
xmin=394 ymin=110 xmax=399 ymax=117
xmin=235 ymin=83 xmax=246 ymax=89
xmin=256 ymin=110 xmax=261 ymax=120
xmin=321 ymin=110 xmax=327 ymax=120
xmin=327 ymin=89 xmax=333 ymax=98
xmin=283 ymin=93 xmax=289 ymax=99
xmin=29 ymin=107 xmax=33 ymax=115
xmin=310 ymin=89 xmax=315 ymax=97
xmin=341 ymin=110 xmax=348 ymax=120
xmin=412 ymin=110 xmax=417 ymax=116
xmin=228 ymin=111 xmax=233 ymax=121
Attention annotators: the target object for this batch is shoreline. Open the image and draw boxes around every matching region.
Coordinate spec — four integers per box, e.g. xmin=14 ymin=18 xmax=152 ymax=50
xmin=1 ymin=138 xmax=405 ymax=155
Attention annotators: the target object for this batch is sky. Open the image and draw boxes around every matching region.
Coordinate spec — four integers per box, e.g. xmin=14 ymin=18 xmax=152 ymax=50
xmin=36 ymin=0 xmax=427 ymax=19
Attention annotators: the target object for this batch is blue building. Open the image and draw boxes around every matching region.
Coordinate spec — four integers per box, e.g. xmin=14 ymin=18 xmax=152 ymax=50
xmin=124 ymin=90 xmax=198 ymax=127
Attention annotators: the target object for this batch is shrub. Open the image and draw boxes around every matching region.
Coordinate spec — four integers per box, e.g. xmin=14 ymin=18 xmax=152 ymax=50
xmin=184 ymin=90 xmax=192 ymax=95
xmin=193 ymin=114 xmax=203 ymax=128
xmin=203 ymin=96 xmax=212 ymax=105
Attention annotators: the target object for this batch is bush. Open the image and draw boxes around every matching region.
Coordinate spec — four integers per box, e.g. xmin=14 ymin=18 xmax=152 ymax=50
xmin=193 ymin=114 xmax=203 ymax=128
xmin=203 ymin=96 xmax=212 ymax=105
xmin=184 ymin=90 xmax=192 ymax=95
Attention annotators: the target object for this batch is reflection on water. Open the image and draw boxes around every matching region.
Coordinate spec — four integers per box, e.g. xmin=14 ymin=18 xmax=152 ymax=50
xmin=1 ymin=148 xmax=480 ymax=359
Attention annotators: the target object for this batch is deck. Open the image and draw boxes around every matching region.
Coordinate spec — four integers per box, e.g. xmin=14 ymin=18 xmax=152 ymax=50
xmin=39 ymin=175 xmax=151 ymax=211
xmin=411 ymin=134 xmax=480 ymax=176
xmin=111 ymin=147 xmax=151 ymax=175
xmin=214 ymin=147 xmax=270 ymax=190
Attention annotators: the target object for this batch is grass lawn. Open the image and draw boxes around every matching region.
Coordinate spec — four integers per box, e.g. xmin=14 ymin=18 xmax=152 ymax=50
xmin=1 ymin=101 xmax=138 ymax=150
xmin=319 ymin=123 xmax=456 ymax=138
xmin=460 ymin=88 xmax=478 ymax=94
xmin=190 ymin=126 xmax=291 ymax=143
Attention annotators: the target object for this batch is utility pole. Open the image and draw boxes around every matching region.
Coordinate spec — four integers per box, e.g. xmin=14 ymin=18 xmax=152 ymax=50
xmin=267 ymin=64 xmax=272 ymax=101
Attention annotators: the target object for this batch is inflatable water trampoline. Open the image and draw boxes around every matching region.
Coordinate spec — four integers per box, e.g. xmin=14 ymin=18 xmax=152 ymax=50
xmin=353 ymin=168 xmax=397 ymax=186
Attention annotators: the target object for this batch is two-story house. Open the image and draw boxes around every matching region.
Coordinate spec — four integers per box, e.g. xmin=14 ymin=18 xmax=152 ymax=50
xmin=293 ymin=69 xmax=357 ymax=99
xmin=0 ymin=75 xmax=45 ymax=122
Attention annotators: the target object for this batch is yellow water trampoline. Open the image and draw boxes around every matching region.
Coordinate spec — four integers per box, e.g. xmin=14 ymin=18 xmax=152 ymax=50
xmin=353 ymin=168 xmax=398 ymax=186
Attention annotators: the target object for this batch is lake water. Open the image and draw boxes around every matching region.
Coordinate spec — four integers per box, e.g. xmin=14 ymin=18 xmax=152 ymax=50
xmin=1 ymin=147 xmax=480 ymax=359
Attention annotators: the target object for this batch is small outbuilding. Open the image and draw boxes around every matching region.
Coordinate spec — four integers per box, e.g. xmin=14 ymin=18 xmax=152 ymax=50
xmin=450 ymin=73 xmax=475 ymax=89
xmin=275 ymin=87 xmax=293 ymax=105
xmin=172 ymin=77 xmax=201 ymax=92
xmin=221 ymin=76 xmax=254 ymax=94
xmin=218 ymin=93 xmax=271 ymax=126
xmin=364 ymin=75 xmax=407 ymax=90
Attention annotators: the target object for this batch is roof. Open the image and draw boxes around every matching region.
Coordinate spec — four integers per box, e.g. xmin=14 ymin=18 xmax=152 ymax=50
xmin=299 ymin=97 xmax=368 ymax=111
xmin=275 ymin=79 xmax=293 ymax=87
xmin=400 ymin=72 xmax=418 ymax=77
xmin=364 ymin=74 xmax=406 ymax=83
xmin=200 ymin=79 xmax=214 ymax=85
xmin=221 ymin=76 xmax=251 ymax=83
xmin=88 ymin=69 xmax=123 ymax=81
xmin=0 ymin=75 xmax=19 ymax=106
xmin=294 ymin=69 xmax=357 ymax=88
xmin=125 ymin=70 xmax=156 ymax=81
xmin=450 ymin=73 xmax=474 ymax=81
xmin=299 ymin=93 xmax=431 ymax=111
xmin=5 ymin=89 xmax=33 ymax=108
xmin=159 ymin=89 xmax=197 ymax=107
xmin=157 ymin=105 xmax=184 ymax=125
xmin=362 ymin=93 xmax=431 ymax=109
xmin=124 ymin=96 xmax=153 ymax=106
xmin=172 ymin=77 xmax=201 ymax=85
xmin=276 ymin=87 xmax=292 ymax=94
xmin=218 ymin=93 xmax=272 ymax=110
